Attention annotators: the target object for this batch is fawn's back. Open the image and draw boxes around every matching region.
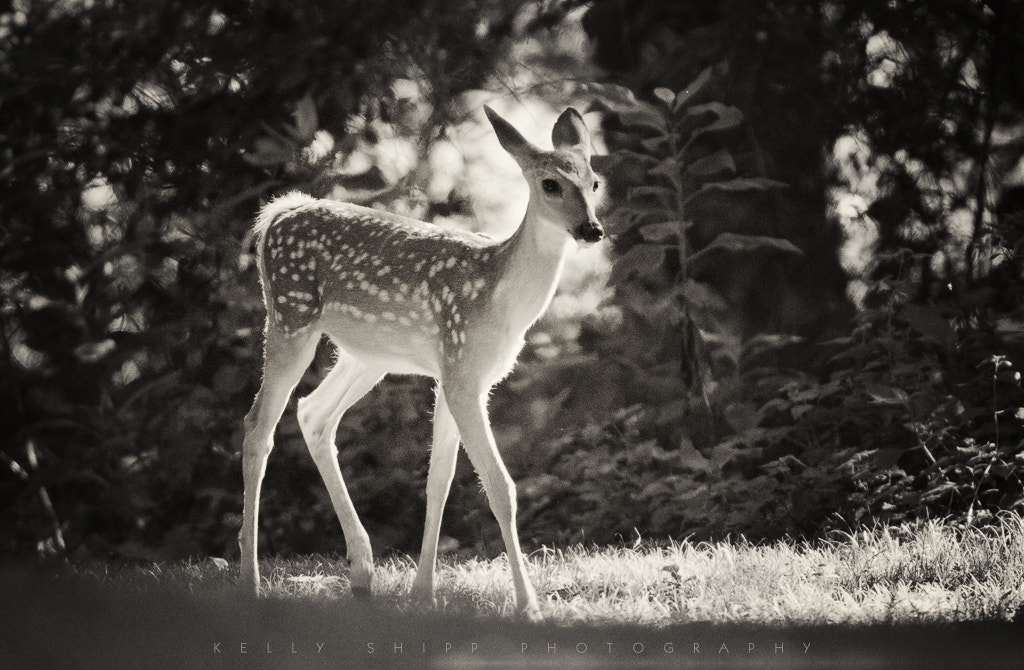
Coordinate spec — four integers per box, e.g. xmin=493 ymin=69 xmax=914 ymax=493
xmin=257 ymin=193 xmax=502 ymax=377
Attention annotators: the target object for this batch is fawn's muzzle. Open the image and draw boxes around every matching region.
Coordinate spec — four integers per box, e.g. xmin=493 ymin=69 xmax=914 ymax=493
xmin=575 ymin=220 xmax=604 ymax=244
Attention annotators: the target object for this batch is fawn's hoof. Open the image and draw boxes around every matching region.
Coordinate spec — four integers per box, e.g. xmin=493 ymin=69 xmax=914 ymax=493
xmin=408 ymin=586 xmax=439 ymax=610
xmin=521 ymin=604 xmax=542 ymax=623
xmin=239 ymin=573 xmax=261 ymax=597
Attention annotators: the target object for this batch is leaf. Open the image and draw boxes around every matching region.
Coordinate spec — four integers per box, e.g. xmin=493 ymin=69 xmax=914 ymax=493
xmin=74 ymin=339 xmax=116 ymax=364
xmin=864 ymin=384 xmax=909 ymax=406
xmin=287 ymin=93 xmax=318 ymax=143
xmin=685 ymin=148 xmax=736 ymax=180
xmin=709 ymin=443 xmax=741 ymax=469
xmin=681 ymin=179 xmax=788 ymax=228
xmin=724 ymin=402 xmax=760 ymax=433
xmin=647 ymin=157 xmax=681 ymax=189
xmin=610 ymin=243 xmax=667 ymax=282
xmin=709 ymin=232 xmax=801 ymax=254
xmin=607 ymin=149 xmax=661 ymax=169
xmin=988 ymin=462 xmax=1014 ymax=479
xmin=678 ymin=102 xmax=743 ymax=149
xmin=640 ymin=135 xmax=670 ymax=152
xmin=653 ymin=87 xmax=675 ymax=106
xmin=617 ymin=108 xmax=669 ymax=135
xmin=760 ymin=455 xmax=807 ymax=476
xmin=684 ymin=233 xmax=802 ymax=271
xmin=242 ymin=135 xmax=295 ymax=167
xmin=627 ymin=185 xmax=676 ymax=208
xmin=790 ymin=404 xmax=814 ymax=420
xmin=672 ymin=64 xmax=716 ymax=111
xmin=585 ymin=84 xmax=643 ymax=114
xmin=674 ymin=482 xmax=711 ymax=504
xmin=605 ymin=206 xmax=676 ymax=235
xmin=640 ymin=480 xmax=675 ymax=499
xmin=692 ymin=177 xmax=789 ymax=195
xmin=920 ymin=481 xmax=959 ymax=503
xmin=617 ymin=282 xmax=680 ymax=328
xmin=639 ymin=221 xmax=684 ymax=243
xmin=678 ymin=279 xmax=728 ymax=311
xmin=741 ymin=333 xmax=805 ymax=360
xmin=677 ymin=438 xmax=710 ymax=473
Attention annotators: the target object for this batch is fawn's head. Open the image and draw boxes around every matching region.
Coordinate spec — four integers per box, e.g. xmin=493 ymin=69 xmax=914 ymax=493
xmin=485 ymin=106 xmax=604 ymax=245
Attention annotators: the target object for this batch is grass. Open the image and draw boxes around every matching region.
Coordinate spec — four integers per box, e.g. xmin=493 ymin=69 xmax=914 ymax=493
xmin=70 ymin=516 xmax=1024 ymax=626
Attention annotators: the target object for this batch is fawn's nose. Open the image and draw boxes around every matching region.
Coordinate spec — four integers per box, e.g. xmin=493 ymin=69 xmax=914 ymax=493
xmin=575 ymin=219 xmax=604 ymax=244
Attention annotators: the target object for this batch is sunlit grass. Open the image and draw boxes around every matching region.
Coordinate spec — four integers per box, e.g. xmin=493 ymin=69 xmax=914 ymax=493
xmin=72 ymin=516 xmax=1024 ymax=626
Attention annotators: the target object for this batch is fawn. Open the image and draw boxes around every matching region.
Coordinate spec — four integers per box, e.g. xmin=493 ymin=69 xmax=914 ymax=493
xmin=240 ymin=105 xmax=603 ymax=619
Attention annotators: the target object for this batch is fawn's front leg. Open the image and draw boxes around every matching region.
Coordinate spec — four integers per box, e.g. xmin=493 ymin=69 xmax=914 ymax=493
xmin=444 ymin=380 xmax=540 ymax=620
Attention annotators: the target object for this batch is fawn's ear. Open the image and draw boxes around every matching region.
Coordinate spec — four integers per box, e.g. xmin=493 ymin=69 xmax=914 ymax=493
xmin=485 ymin=105 xmax=541 ymax=164
xmin=551 ymin=107 xmax=591 ymax=158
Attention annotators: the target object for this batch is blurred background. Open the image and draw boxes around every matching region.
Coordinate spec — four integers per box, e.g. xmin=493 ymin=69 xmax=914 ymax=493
xmin=2 ymin=0 xmax=1024 ymax=566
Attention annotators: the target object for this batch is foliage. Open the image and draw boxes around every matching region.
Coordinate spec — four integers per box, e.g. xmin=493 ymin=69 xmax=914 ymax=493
xmin=4 ymin=0 xmax=1024 ymax=566
xmin=0 ymin=0 xmax=525 ymax=560
xmin=515 ymin=403 xmax=842 ymax=546
xmin=736 ymin=288 xmax=1024 ymax=531
xmin=512 ymin=0 xmax=1024 ymax=548
xmin=589 ymin=70 xmax=802 ymax=418
xmin=509 ymin=68 xmax=835 ymax=544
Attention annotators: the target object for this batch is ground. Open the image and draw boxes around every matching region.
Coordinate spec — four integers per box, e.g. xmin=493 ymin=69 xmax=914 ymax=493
xmin=3 ymin=519 xmax=1024 ymax=668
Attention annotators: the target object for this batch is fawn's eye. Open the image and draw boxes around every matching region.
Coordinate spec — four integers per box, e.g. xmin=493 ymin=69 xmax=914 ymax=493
xmin=541 ymin=179 xmax=561 ymax=194
xmin=593 ymin=181 xmax=600 ymax=192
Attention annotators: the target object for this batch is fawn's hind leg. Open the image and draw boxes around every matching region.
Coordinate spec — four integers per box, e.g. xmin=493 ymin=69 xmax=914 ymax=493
xmin=297 ymin=348 xmax=384 ymax=596
xmin=240 ymin=327 xmax=318 ymax=595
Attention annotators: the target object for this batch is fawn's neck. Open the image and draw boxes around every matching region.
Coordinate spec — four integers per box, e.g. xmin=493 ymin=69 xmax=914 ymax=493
xmin=488 ymin=202 xmax=570 ymax=337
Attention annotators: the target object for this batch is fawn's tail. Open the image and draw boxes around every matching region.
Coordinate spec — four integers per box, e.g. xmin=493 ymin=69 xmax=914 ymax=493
xmin=253 ymin=191 xmax=317 ymax=246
